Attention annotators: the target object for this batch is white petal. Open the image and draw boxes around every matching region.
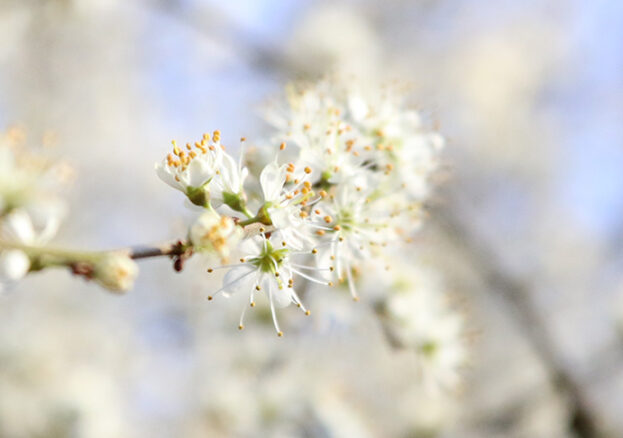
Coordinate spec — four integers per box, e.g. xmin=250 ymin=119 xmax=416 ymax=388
xmin=219 ymin=153 xmax=239 ymax=193
xmin=1 ymin=210 xmax=35 ymax=244
xmin=272 ymin=287 xmax=294 ymax=308
xmin=260 ymin=161 xmax=287 ymax=202
xmin=187 ymin=157 xmax=213 ymax=188
xmin=221 ymin=265 xmax=256 ymax=297
xmin=0 ymin=250 xmax=30 ymax=282
xmin=155 ymin=162 xmax=184 ymax=192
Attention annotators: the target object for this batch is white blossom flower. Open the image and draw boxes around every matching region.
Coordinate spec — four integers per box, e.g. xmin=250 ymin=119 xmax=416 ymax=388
xmin=92 ymin=252 xmax=139 ymax=293
xmin=257 ymin=160 xmax=317 ymax=250
xmin=383 ymin=265 xmax=467 ymax=393
xmin=265 ymin=79 xmax=443 ymax=200
xmin=0 ymin=209 xmax=62 ymax=293
xmin=265 ymin=84 xmax=364 ymax=184
xmin=155 ymin=131 xmax=223 ymax=206
xmin=340 ymin=82 xmax=444 ymax=201
xmin=0 ymin=129 xmax=68 ymax=220
xmin=189 ymin=210 xmax=242 ymax=262
xmin=207 ymin=235 xmax=331 ymax=335
xmin=316 ymin=181 xmax=392 ymax=300
xmin=209 ymin=145 xmax=250 ymax=212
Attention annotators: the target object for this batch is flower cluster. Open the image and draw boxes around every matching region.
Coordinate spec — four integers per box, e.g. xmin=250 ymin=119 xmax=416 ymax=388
xmin=0 ymin=128 xmax=68 ymax=293
xmin=157 ymin=79 xmax=444 ymax=335
xmin=373 ymin=262 xmax=468 ymax=393
xmin=0 ymin=127 xmax=138 ymax=294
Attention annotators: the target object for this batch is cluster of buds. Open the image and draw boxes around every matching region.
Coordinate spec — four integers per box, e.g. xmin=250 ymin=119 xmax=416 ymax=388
xmin=157 ymin=79 xmax=445 ymax=335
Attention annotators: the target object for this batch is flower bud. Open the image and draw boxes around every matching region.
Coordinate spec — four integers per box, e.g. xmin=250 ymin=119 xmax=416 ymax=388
xmin=93 ymin=252 xmax=138 ymax=293
xmin=0 ymin=249 xmax=30 ymax=291
xmin=189 ymin=211 xmax=242 ymax=262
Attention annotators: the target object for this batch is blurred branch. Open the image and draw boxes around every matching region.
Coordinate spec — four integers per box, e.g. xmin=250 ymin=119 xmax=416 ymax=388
xmin=145 ymin=0 xmax=306 ymax=78
xmin=126 ymin=240 xmax=188 ymax=260
xmin=435 ymin=205 xmax=610 ymax=438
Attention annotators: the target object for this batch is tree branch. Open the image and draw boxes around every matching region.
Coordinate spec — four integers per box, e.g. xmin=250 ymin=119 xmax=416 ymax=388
xmin=434 ymin=206 xmax=609 ymax=438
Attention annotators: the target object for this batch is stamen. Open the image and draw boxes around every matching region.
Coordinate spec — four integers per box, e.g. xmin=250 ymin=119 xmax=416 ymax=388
xmin=207 ymin=269 xmax=255 ymax=300
xmin=290 ymin=267 xmax=331 ymax=285
xmin=346 ymin=266 xmax=359 ymax=301
xmin=267 ymin=284 xmax=283 ymax=336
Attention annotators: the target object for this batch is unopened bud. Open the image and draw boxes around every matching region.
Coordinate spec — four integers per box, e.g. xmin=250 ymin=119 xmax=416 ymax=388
xmin=189 ymin=211 xmax=242 ymax=262
xmin=93 ymin=252 xmax=138 ymax=293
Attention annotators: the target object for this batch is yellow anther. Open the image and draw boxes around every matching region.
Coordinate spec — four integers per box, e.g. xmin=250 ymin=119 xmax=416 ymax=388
xmin=250 ymin=302 xmax=256 ymax=307
xmin=172 ymin=140 xmax=181 ymax=155
xmin=305 ymin=310 xmax=311 ymax=316
xmin=280 ymin=142 xmax=286 ymax=150
xmin=304 ymin=166 xmax=312 ymax=174
xmin=323 ymin=215 xmax=332 ymax=224
xmin=238 ymin=324 xmax=244 ymax=330
xmin=277 ymin=331 xmax=284 ymax=337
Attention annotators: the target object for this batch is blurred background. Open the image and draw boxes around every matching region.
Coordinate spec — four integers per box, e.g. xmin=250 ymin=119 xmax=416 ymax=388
xmin=0 ymin=0 xmax=622 ymax=437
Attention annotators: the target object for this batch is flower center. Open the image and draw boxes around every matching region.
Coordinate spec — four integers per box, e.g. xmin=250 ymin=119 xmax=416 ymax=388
xmin=249 ymin=241 xmax=289 ymax=274
xmin=336 ymin=209 xmax=356 ymax=233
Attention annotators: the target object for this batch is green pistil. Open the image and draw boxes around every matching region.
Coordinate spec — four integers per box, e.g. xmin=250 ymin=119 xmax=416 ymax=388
xmin=418 ymin=341 xmax=438 ymax=357
xmin=249 ymin=241 xmax=289 ymax=274
xmin=336 ymin=209 xmax=355 ymax=232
